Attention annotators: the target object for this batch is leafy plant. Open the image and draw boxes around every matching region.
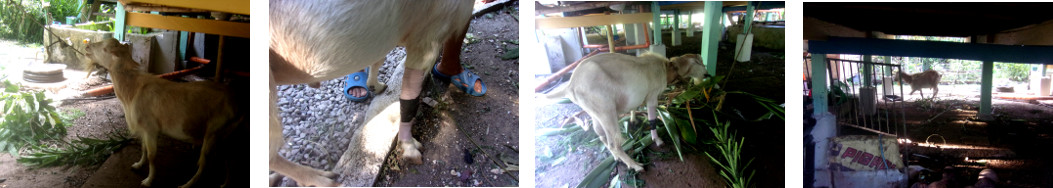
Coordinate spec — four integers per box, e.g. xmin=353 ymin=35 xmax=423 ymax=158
xmin=543 ymin=74 xmax=780 ymax=188
xmin=0 ymin=80 xmax=70 ymax=156
xmin=0 ymin=0 xmax=81 ymax=44
xmin=704 ymin=116 xmax=755 ymax=188
xmin=18 ymin=131 xmax=129 ymax=168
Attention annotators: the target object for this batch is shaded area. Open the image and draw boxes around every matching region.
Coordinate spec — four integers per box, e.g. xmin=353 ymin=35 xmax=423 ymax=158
xmin=892 ymin=98 xmax=1053 ymax=187
xmin=534 ymin=29 xmax=785 ymax=187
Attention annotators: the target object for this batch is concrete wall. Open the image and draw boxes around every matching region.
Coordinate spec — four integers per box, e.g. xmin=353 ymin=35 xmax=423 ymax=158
xmin=727 ymin=24 xmax=785 ymax=50
xmin=44 ymin=26 xmax=178 ymax=74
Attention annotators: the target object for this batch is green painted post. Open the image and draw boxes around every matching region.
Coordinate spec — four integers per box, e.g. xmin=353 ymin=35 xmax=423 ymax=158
xmin=686 ymin=11 xmax=694 ymax=37
xmin=745 ymin=2 xmax=755 ymax=27
xmin=700 ymin=1 xmax=722 ymax=75
xmin=652 ymin=2 xmax=662 ymax=46
xmin=812 ymin=54 xmax=829 ymax=115
xmin=75 ymin=0 xmax=85 ymax=22
xmin=980 ymin=60 xmax=993 ymax=117
xmin=863 ymin=55 xmax=873 ymax=86
xmin=1042 ymin=64 xmax=1047 ymax=77
xmin=883 ymin=56 xmax=892 ymax=76
xmin=114 ymin=3 xmax=125 ymax=41
xmin=672 ymin=9 xmax=680 ymax=46
xmin=179 ymin=30 xmax=188 ymax=63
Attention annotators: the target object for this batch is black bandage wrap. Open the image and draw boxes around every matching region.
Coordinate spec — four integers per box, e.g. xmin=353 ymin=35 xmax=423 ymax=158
xmin=400 ymin=98 xmax=420 ymax=123
xmin=648 ymin=119 xmax=660 ymax=130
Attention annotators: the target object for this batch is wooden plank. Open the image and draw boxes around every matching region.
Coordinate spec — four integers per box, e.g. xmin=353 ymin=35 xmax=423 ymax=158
xmin=126 ymin=12 xmax=249 ymax=38
xmin=536 ymin=13 xmax=652 ymax=29
xmin=536 ymin=2 xmax=628 ymax=15
xmin=122 ymin=0 xmax=248 ymax=15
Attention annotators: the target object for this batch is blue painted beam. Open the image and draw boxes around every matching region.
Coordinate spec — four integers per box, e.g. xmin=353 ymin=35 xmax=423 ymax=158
xmin=809 ymin=37 xmax=1053 ymax=64
xmin=724 ymin=2 xmax=785 ymax=12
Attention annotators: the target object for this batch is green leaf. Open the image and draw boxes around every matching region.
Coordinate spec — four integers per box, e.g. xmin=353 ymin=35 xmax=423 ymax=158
xmin=656 ymin=107 xmax=684 ymax=161
xmin=676 ymin=118 xmax=697 ymax=145
xmin=577 ymin=157 xmax=616 ymax=188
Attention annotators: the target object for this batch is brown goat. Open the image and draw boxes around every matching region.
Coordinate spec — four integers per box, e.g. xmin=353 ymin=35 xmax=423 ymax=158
xmin=897 ymin=70 xmax=942 ymax=99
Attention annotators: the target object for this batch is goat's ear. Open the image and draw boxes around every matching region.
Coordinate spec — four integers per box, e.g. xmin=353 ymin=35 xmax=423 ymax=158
xmin=670 ymin=56 xmax=691 ymax=76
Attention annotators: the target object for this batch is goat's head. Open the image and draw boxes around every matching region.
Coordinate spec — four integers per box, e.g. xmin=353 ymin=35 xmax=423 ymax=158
xmin=668 ymin=54 xmax=709 ymax=85
xmin=84 ymin=38 xmax=135 ymax=72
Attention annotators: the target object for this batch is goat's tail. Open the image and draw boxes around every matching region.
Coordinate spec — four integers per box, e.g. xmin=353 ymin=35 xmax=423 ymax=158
xmin=541 ymin=83 xmax=571 ymax=102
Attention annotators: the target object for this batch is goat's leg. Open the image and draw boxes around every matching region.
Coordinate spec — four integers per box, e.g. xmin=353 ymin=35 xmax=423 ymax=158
xmin=269 ymin=74 xmax=338 ymax=187
xmin=368 ymin=59 xmax=387 ymax=93
xmin=180 ymin=133 xmax=217 ymax=188
xmin=398 ymin=42 xmax=439 ymax=164
xmin=646 ymin=95 xmax=663 ymax=147
xmin=932 ymin=87 xmax=938 ymax=99
xmin=132 ymin=137 xmax=147 ymax=170
xmin=141 ymin=132 xmax=158 ymax=187
xmin=596 ymin=112 xmax=645 ymax=172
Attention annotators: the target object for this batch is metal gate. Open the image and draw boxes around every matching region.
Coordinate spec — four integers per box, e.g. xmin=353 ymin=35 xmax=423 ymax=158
xmin=806 ymin=57 xmax=908 ymax=137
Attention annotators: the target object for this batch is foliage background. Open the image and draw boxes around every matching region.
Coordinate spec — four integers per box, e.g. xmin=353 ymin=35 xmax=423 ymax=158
xmin=0 ymin=0 xmax=81 ymax=44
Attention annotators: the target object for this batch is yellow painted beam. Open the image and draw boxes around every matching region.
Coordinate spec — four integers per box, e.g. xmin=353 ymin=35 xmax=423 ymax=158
xmin=123 ymin=0 xmax=249 ymax=15
xmin=536 ymin=13 xmax=652 ymax=29
xmin=126 ymin=12 xmax=249 ymax=38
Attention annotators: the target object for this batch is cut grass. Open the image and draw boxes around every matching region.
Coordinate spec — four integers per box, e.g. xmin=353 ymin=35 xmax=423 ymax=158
xmin=18 ymin=131 xmax=130 ymax=168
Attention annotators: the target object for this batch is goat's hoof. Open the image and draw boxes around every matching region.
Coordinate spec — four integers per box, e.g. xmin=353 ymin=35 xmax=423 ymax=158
xmin=141 ymin=178 xmax=153 ymax=187
xmin=651 ymin=131 xmax=664 ymax=147
xmin=628 ymin=164 xmax=645 ymax=172
xmin=401 ymin=141 xmax=423 ymax=164
xmin=131 ymin=162 xmax=143 ymax=170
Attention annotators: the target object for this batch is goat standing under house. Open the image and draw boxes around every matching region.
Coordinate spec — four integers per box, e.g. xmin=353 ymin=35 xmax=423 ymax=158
xmin=84 ymin=38 xmax=245 ymax=188
xmin=897 ymin=70 xmax=942 ymax=99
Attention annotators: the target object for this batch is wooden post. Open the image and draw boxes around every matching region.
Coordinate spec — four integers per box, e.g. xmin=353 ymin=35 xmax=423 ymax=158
xmin=606 ymin=25 xmax=615 ymax=53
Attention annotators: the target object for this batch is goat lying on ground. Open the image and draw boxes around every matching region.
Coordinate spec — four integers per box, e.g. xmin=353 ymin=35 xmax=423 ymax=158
xmin=545 ymin=53 xmax=708 ymax=171
xmin=84 ymin=38 xmax=244 ymax=187
xmin=269 ymin=0 xmax=473 ymax=186
xmin=898 ymin=70 xmax=941 ymax=99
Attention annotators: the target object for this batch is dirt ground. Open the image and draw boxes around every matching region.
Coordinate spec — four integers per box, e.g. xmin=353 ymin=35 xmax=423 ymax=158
xmin=534 ymin=29 xmax=785 ymax=187
xmin=897 ymin=97 xmax=1053 ymax=187
xmin=0 ymin=96 xmax=245 ymax=188
xmin=374 ymin=3 xmax=520 ymax=187
xmin=273 ymin=2 xmax=519 ymax=187
xmin=824 ymin=81 xmax=1053 ymax=187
